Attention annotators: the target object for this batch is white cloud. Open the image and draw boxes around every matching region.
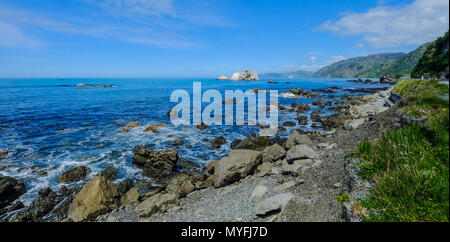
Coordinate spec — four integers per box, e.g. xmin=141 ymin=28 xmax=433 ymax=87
xmin=309 ymin=56 xmax=317 ymax=62
xmin=320 ymin=0 xmax=449 ymax=47
xmin=329 ymin=55 xmax=346 ymax=63
xmin=98 ymin=0 xmax=175 ymax=17
xmin=0 ymin=22 xmax=41 ymax=48
xmin=285 ymin=64 xmax=323 ymax=72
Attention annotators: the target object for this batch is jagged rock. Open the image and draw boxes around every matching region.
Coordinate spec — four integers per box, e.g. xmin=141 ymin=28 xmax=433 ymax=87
xmin=144 ymin=123 xmax=166 ymax=133
xmin=281 ymin=89 xmax=320 ymax=98
xmin=11 ymin=188 xmax=60 ymax=222
xmin=282 ymin=121 xmax=296 ymax=127
xmin=123 ymin=121 xmax=141 ymax=128
xmin=68 ymin=176 xmax=120 ymax=222
xmin=261 ymin=143 xmax=286 ymax=163
xmin=165 ymin=173 xmax=203 ymax=198
xmin=210 ymin=136 xmax=227 ymax=150
xmin=196 ymin=123 xmax=208 ymax=130
xmin=202 ymin=160 xmax=218 ymax=176
xmin=281 ymin=159 xmax=313 ymax=175
xmin=58 ymin=166 xmax=90 ymax=183
xmin=171 ymin=139 xmax=184 ymax=147
xmin=256 ymin=193 xmax=294 ymax=217
xmin=116 ymin=179 xmax=134 ymax=198
xmin=0 ymin=150 xmax=8 ymax=158
xmin=285 ymin=130 xmax=312 ymax=149
xmin=230 ymin=139 xmax=242 ymax=149
xmin=138 ymin=193 xmax=177 ymax=217
xmin=0 ymin=201 xmax=23 ymax=217
xmin=100 ymin=166 xmax=118 ymax=181
xmin=344 ymin=118 xmax=365 ymax=131
xmin=291 ymin=103 xmax=310 ymax=113
xmin=213 ymin=150 xmax=261 ymax=187
xmin=230 ymin=70 xmax=259 ymax=81
xmin=0 ymin=177 xmax=26 ymax=209
xmin=132 ymin=146 xmax=178 ymax=179
xmin=120 ymin=187 xmax=140 ymax=206
xmin=310 ymin=110 xmax=322 ymax=122
xmin=177 ymin=159 xmax=200 ymax=172
xmin=297 ymin=115 xmax=308 ymax=125
xmin=286 ymin=145 xmax=318 ymax=163
xmin=256 ymin=162 xmax=275 ymax=177
xmin=234 ymin=134 xmax=270 ymax=151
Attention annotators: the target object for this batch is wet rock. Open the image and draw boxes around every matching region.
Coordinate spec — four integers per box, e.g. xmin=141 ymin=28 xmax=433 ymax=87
xmin=177 ymin=159 xmax=200 ymax=172
xmin=171 ymin=139 xmax=184 ymax=147
xmin=296 ymin=115 xmax=308 ymax=125
xmin=282 ymin=121 xmax=296 ymax=127
xmin=310 ymin=110 xmax=322 ymax=123
xmin=132 ymin=146 xmax=178 ymax=179
xmin=123 ymin=121 xmax=141 ymax=128
xmin=234 ymin=134 xmax=270 ymax=151
xmin=0 ymin=150 xmax=8 ymax=158
xmin=230 ymin=139 xmax=242 ymax=150
xmin=100 ymin=166 xmax=118 ymax=181
xmin=196 ymin=123 xmax=208 ymax=130
xmin=202 ymin=160 xmax=218 ymax=176
xmin=261 ymin=144 xmax=286 ymax=163
xmin=285 ymin=130 xmax=312 ymax=149
xmin=312 ymin=99 xmax=325 ymax=106
xmin=116 ymin=179 xmax=134 ymax=198
xmin=144 ymin=123 xmax=166 ymax=133
xmin=210 ymin=136 xmax=227 ymax=150
xmin=256 ymin=193 xmax=294 ymax=217
xmin=68 ymin=176 xmax=120 ymax=222
xmin=138 ymin=193 xmax=178 ymax=217
xmin=213 ymin=150 xmax=261 ymax=187
xmin=0 ymin=201 xmax=24 ymax=217
xmin=312 ymin=88 xmax=336 ymax=93
xmin=50 ymin=186 xmax=82 ymax=222
xmin=319 ymin=113 xmax=347 ymax=128
xmin=286 ymin=145 xmax=318 ymax=162
xmin=267 ymin=80 xmax=279 ymax=84
xmin=58 ymin=166 xmax=91 ymax=183
xmin=11 ymin=188 xmax=60 ymax=222
xmin=0 ymin=176 xmax=26 ymax=209
xmin=291 ymin=103 xmax=310 ymax=113
xmin=281 ymin=89 xmax=320 ymax=98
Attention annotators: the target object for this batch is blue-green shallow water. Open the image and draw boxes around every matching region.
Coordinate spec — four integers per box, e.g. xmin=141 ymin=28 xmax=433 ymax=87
xmin=0 ymin=78 xmax=389 ymax=204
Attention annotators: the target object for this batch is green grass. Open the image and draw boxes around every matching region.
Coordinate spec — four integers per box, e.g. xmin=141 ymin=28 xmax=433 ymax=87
xmin=352 ymin=79 xmax=449 ymax=222
xmin=393 ymin=79 xmax=449 ymax=97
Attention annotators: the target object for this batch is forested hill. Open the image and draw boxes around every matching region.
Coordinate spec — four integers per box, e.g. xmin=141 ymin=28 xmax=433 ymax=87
xmin=411 ymin=31 xmax=449 ymax=79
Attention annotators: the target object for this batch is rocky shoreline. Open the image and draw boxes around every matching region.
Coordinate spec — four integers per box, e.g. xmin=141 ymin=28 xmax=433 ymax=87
xmin=0 ymin=83 xmax=407 ymax=222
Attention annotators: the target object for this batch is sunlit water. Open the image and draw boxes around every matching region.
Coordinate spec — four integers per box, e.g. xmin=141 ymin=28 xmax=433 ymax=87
xmin=0 ymin=78 xmax=388 ymax=204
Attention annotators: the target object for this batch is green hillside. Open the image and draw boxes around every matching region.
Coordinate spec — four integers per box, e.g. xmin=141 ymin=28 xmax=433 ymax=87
xmin=411 ymin=31 xmax=449 ymax=79
xmin=357 ymin=43 xmax=430 ymax=78
xmin=313 ymin=53 xmax=406 ymax=78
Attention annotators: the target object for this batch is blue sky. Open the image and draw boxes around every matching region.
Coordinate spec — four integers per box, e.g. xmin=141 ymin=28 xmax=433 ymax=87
xmin=0 ymin=0 xmax=448 ymax=77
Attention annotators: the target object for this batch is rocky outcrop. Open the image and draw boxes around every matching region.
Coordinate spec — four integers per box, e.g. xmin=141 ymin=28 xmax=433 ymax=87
xmin=216 ymin=76 xmax=229 ymax=80
xmin=261 ymin=144 xmax=286 ymax=163
xmin=58 ymin=166 xmax=90 ymax=183
xmin=0 ymin=150 xmax=8 ymax=158
xmin=232 ymin=134 xmax=270 ymax=151
xmin=132 ymin=146 xmax=178 ymax=179
xmin=230 ymin=70 xmax=259 ymax=81
xmin=11 ymin=188 xmax=60 ymax=222
xmin=210 ymin=136 xmax=227 ymax=150
xmin=138 ymin=193 xmax=178 ymax=218
xmin=196 ymin=123 xmax=208 ymax=130
xmin=68 ymin=176 xmax=120 ymax=222
xmin=100 ymin=166 xmax=118 ymax=181
xmin=281 ymin=89 xmax=320 ymax=98
xmin=0 ymin=176 xmax=26 ymax=209
xmin=213 ymin=150 xmax=261 ymax=187
xmin=120 ymin=187 xmax=140 ymax=206
xmin=144 ymin=123 xmax=166 ymax=133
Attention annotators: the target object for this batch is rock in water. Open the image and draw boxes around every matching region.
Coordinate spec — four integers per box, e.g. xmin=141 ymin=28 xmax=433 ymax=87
xmin=0 ymin=150 xmax=8 ymax=158
xmin=230 ymin=70 xmax=259 ymax=81
xmin=213 ymin=149 xmax=261 ymax=187
xmin=216 ymin=75 xmax=229 ymax=80
xmin=68 ymin=176 xmax=120 ymax=222
xmin=132 ymin=146 xmax=178 ymax=179
xmin=11 ymin=188 xmax=60 ymax=222
xmin=100 ymin=166 xmax=118 ymax=181
xmin=210 ymin=136 xmax=227 ymax=150
xmin=0 ymin=176 xmax=26 ymax=209
xmin=58 ymin=166 xmax=91 ymax=183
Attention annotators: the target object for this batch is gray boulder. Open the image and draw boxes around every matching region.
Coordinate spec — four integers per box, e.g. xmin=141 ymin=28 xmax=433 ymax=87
xmin=286 ymin=145 xmax=318 ymax=163
xmin=213 ymin=150 xmax=261 ymax=187
xmin=261 ymin=143 xmax=286 ymax=163
xmin=256 ymin=193 xmax=294 ymax=216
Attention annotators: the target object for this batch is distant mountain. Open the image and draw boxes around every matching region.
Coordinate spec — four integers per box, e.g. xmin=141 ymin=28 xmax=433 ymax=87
xmin=357 ymin=43 xmax=430 ymax=78
xmin=259 ymin=70 xmax=314 ymax=79
xmin=411 ymin=31 xmax=449 ymax=79
xmin=313 ymin=53 xmax=406 ymax=78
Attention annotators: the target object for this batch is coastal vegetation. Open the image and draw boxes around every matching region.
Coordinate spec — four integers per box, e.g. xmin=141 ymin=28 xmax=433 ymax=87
xmin=352 ymin=79 xmax=449 ymax=222
xmin=411 ymin=31 xmax=449 ymax=79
